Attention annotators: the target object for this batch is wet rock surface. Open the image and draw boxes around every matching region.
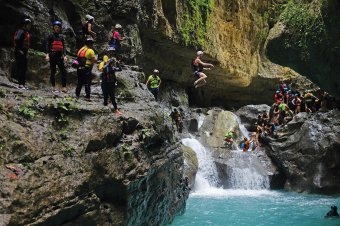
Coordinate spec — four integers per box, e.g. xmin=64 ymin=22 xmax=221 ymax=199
xmin=265 ymin=111 xmax=340 ymax=194
xmin=0 ymin=67 xmax=189 ymax=226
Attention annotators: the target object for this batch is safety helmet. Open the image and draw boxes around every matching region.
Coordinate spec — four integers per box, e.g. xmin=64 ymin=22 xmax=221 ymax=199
xmin=197 ymin=50 xmax=204 ymax=56
xmin=331 ymin=206 xmax=338 ymax=211
xmin=52 ymin=20 xmax=62 ymax=27
xmin=153 ymin=69 xmax=159 ymax=74
xmin=276 ymin=90 xmax=280 ymax=94
xmin=85 ymin=14 xmax=94 ymax=21
xmin=23 ymin=18 xmax=32 ymax=24
xmin=107 ymin=46 xmax=115 ymax=51
xmin=115 ymin=24 xmax=122 ymax=29
xmin=85 ymin=37 xmax=95 ymax=44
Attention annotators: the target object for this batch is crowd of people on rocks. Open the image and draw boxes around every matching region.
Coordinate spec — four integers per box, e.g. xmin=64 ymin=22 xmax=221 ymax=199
xmin=10 ymin=16 xmax=146 ymax=116
xmin=224 ymin=80 xmax=338 ymax=152
xmin=12 ymin=14 xmax=216 ymax=125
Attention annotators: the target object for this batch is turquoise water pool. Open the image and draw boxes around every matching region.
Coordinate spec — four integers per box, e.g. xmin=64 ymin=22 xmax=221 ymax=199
xmin=171 ymin=190 xmax=340 ymax=226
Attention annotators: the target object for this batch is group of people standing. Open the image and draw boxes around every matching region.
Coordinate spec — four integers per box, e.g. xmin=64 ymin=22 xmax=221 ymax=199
xmin=12 ymin=15 xmax=128 ymax=116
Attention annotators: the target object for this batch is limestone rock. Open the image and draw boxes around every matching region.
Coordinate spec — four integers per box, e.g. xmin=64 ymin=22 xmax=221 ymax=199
xmin=182 ymin=145 xmax=198 ymax=189
xmin=265 ymin=110 xmax=340 ymax=194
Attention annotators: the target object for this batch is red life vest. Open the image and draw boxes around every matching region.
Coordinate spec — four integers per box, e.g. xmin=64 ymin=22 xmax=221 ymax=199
xmin=51 ymin=39 xmax=64 ymax=52
xmin=13 ymin=29 xmax=30 ymax=50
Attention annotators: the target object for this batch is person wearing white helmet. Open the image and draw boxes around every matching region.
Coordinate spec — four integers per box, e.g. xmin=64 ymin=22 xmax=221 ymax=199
xmin=75 ymin=37 xmax=97 ymax=100
xmin=82 ymin=14 xmax=96 ymax=39
xmin=192 ymin=50 xmax=214 ymax=88
xmin=146 ymin=69 xmax=162 ymax=101
xmin=13 ymin=18 xmax=32 ymax=89
xmin=109 ymin=23 xmax=125 ymax=57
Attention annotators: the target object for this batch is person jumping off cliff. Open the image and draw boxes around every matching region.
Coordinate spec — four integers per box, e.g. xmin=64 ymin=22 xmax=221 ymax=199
xmin=192 ymin=51 xmax=214 ymax=88
xmin=45 ymin=20 xmax=68 ymax=93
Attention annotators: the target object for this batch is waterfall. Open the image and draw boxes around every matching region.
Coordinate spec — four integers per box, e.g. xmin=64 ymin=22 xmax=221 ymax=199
xmin=183 ymin=112 xmax=271 ymax=194
xmin=225 ymin=152 xmax=270 ymax=189
xmin=182 ymin=137 xmax=219 ymax=191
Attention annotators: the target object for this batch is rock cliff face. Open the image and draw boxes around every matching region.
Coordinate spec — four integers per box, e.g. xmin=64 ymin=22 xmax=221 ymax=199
xmin=265 ymin=111 xmax=340 ymax=194
xmin=1 ymin=0 xmax=318 ymax=109
xmin=266 ymin=0 xmax=340 ymax=99
xmin=0 ymin=67 xmax=189 ymax=226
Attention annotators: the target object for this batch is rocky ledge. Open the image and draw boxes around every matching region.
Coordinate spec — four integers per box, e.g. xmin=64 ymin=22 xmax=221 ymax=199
xmin=0 ymin=67 xmax=189 ymax=226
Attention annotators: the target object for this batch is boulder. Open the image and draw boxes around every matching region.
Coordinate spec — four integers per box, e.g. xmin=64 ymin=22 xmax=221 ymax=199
xmin=236 ymin=104 xmax=271 ymax=131
xmin=265 ymin=110 xmax=340 ymax=194
xmin=182 ymin=145 xmax=198 ymax=189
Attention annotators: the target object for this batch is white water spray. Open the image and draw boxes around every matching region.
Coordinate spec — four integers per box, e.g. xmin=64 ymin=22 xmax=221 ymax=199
xmin=182 ymin=137 xmax=219 ymax=191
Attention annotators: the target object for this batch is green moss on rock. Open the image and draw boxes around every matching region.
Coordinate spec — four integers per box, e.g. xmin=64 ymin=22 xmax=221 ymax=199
xmin=179 ymin=0 xmax=214 ymax=48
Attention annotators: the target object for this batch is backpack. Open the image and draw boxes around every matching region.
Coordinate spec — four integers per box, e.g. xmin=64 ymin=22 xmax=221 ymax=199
xmin=77 ymin=47 xmax=88 ymax=68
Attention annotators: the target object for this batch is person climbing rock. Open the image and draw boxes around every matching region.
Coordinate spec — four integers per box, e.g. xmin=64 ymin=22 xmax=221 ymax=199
xmin=325 ymin=206 xmax=339 ymax=218
xmin=82 ymin=15 xmax=96 ymax=40
xmin=13 ymin=18 xmax=32 ymax=90
xmin=170 ymin=108 xmax=183 ymax=133
xmin=304 ymin=91 xmax=318 ymax=113
xmin=192 ymin=51 xmax=214 ymax=88
xmin=224 ymin=130 xmax=234 ymax=148
xmin=45 ymin=20 xmax=68 ymax=93
xmin=242 ymin=137 xmax=253 ymax=152
xmin=109 ymin=24 xmax=125 ymax=58
xmin=75 ymin=37 xmax=97 ymax=100
xmin=101 ymin=58 xmax=122 ymax=116
xmin=146 ymin=69 xmax=161 ymax=101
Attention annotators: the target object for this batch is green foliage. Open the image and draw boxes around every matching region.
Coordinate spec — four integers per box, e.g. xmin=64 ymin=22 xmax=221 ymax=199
xmin=18 ymin=96 xmax=41 ymax=119
xmin=63 ymin=146 xmax=75 ymax=157
xmin=180 ymin=0 xmax=214 ymax=48
xmin=52 ymin=97 xmax=79 ymax=129
xmin=280 ymin=0 xmax=327 ymax=61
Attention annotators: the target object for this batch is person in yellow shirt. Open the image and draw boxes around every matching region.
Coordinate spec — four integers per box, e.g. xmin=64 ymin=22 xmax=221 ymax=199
xmin=75 ymin=38 xmax=97 ymax=100
xmin=146 ymin=69 xmax=161 ymax=101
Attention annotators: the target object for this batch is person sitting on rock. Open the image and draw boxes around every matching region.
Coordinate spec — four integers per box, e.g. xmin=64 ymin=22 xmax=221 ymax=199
xmin=170 ymin=108 xmax=183 ymax=133
xmin=262 ymin=110 xmax=269 ymax=124
xmin=224 ymin=130 xmax=234 ymax=148
xmin=146 ymin=69 xmax=161 ymax=101
xmin=325 ymin=206 xmax=339 ymax=218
